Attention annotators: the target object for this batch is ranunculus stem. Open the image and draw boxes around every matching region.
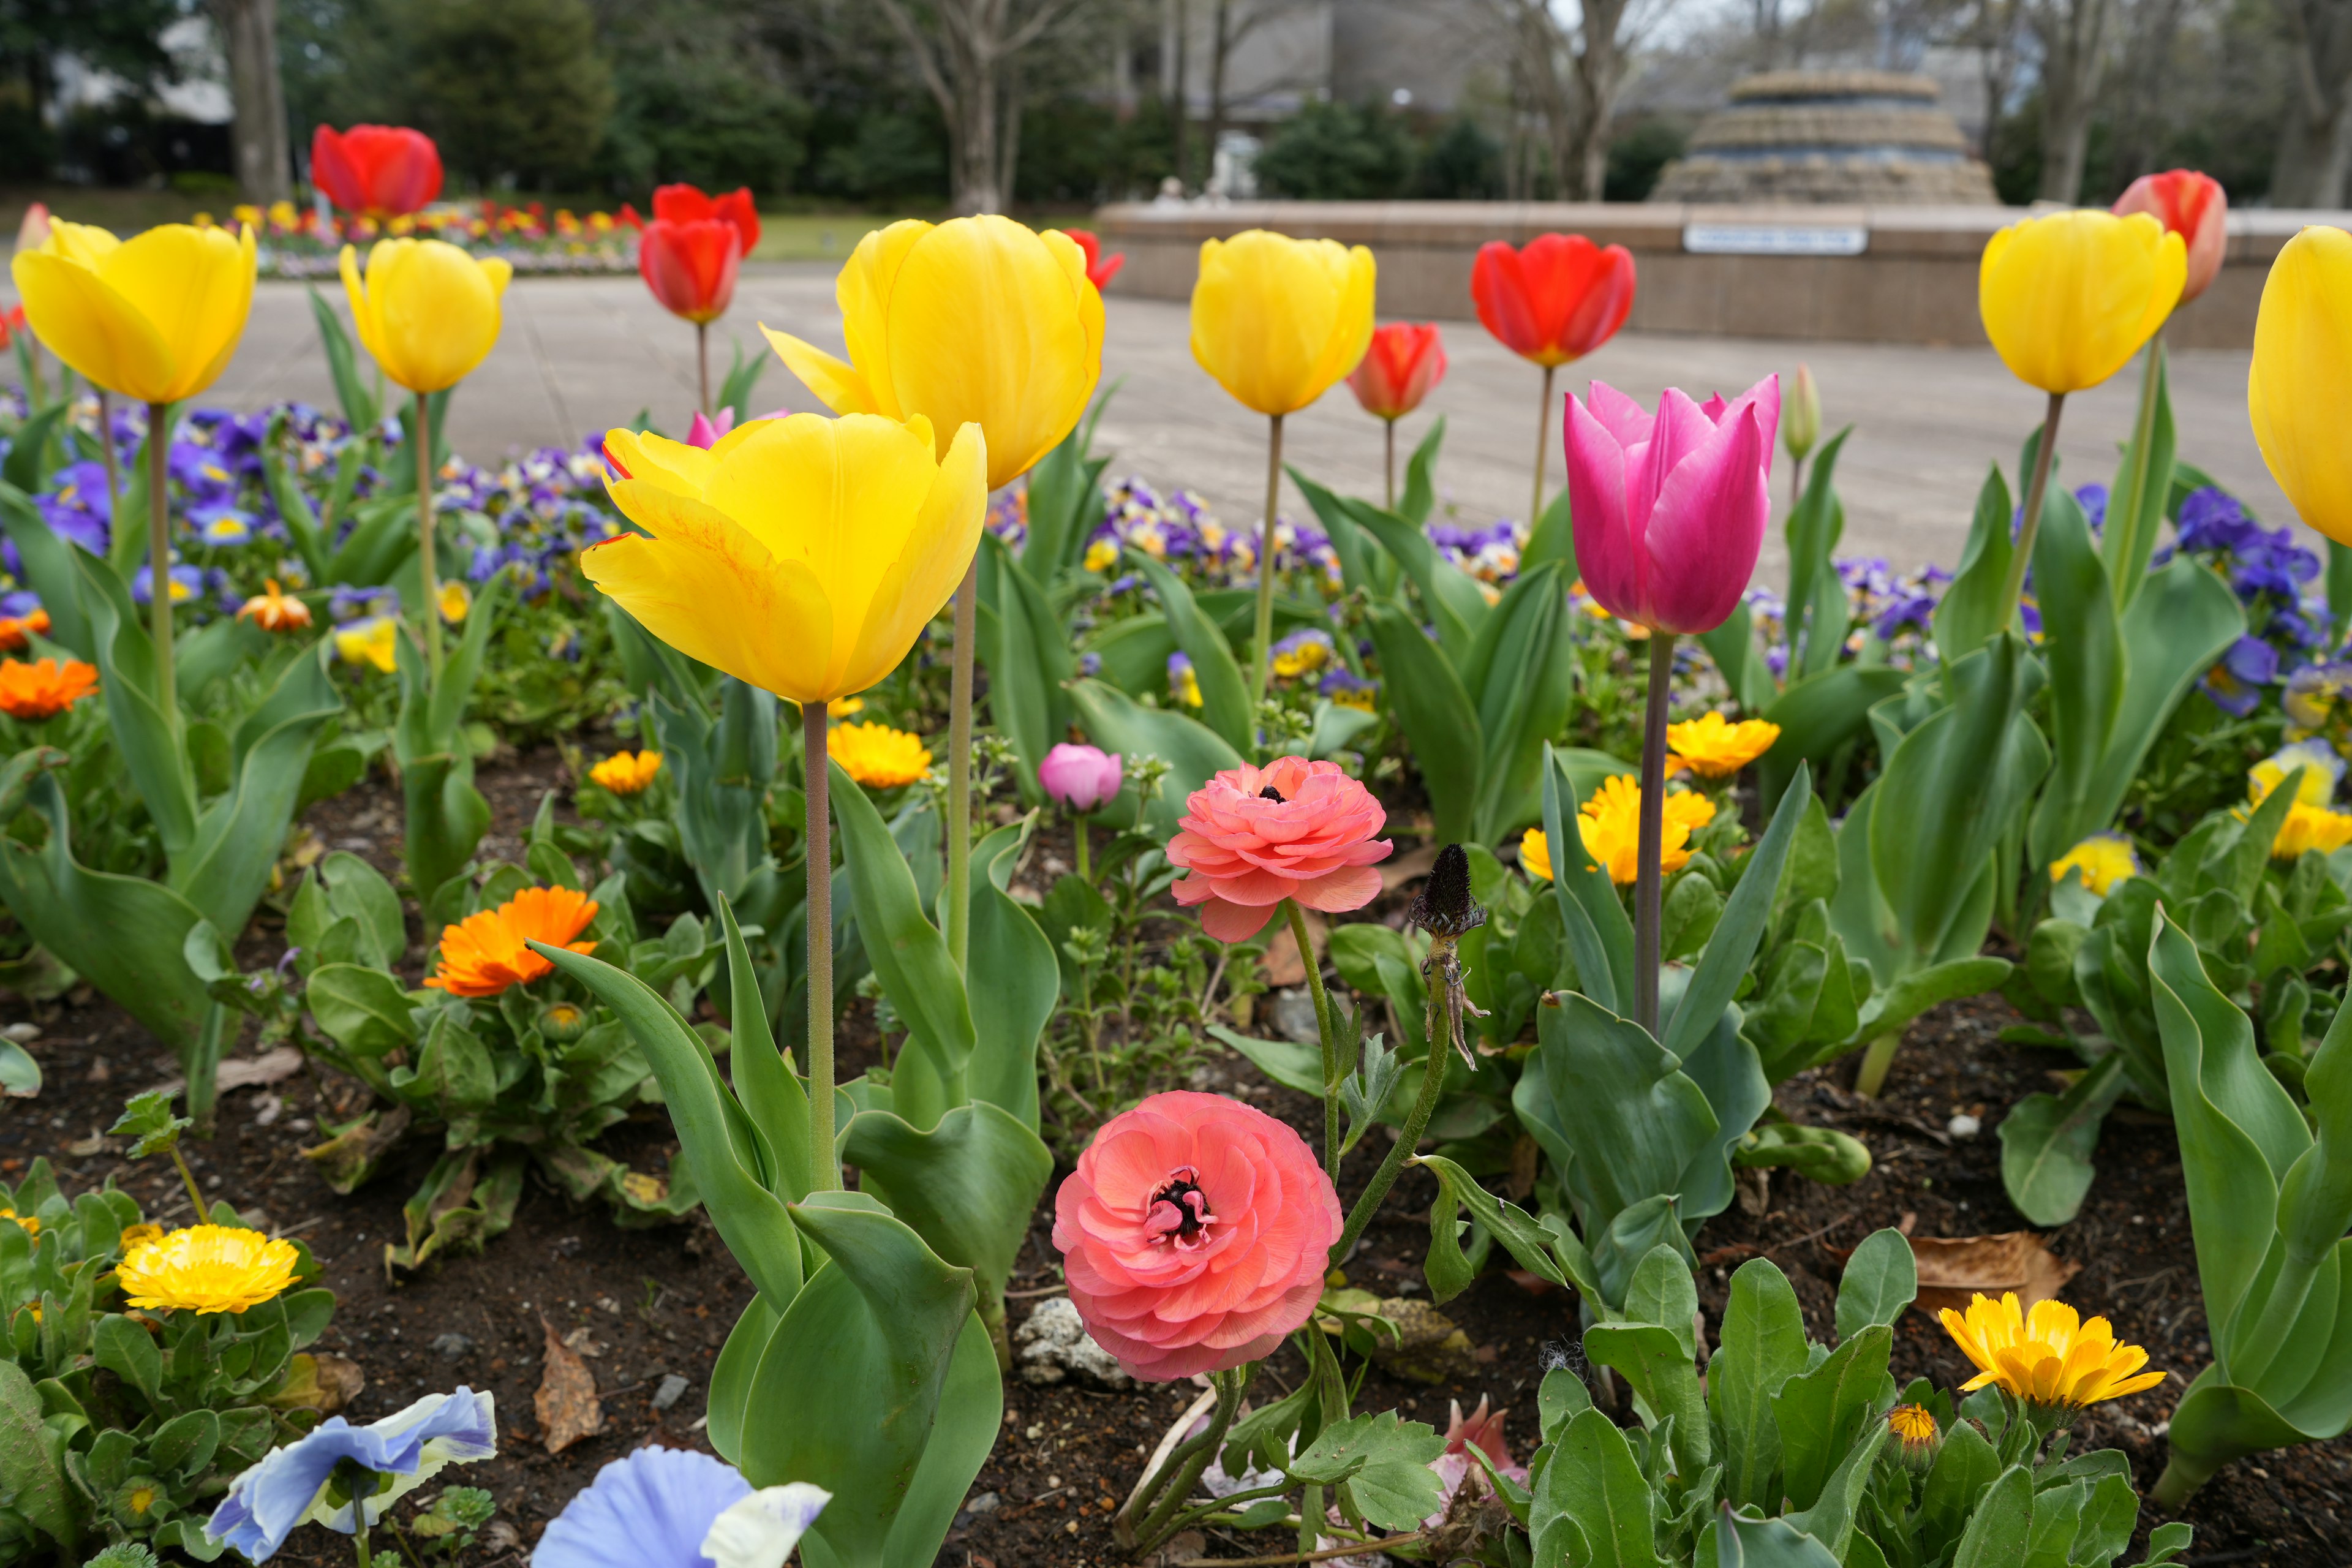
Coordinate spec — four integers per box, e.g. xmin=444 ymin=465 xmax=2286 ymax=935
xmin=946 ymin=554 xmax=979 ymax=971
xmin=146 ymin=402 xmax=174 ymax=718
xmin=1122 ymin=1364 xmax=1250 ymax=1553
xmin=1330 ymin=944 xmax=1455 ymax=1266
xmin=413 ymin=390 xmax=442 ymax=685
xmin=1072 ymin=811 xmax=1091 ymax=885
xmin=1287 ymin=899 xmax=1340 ymax=1178
xmin=1633 ymin=631 xmax=1678 ymax=1035
xmin=1997 ymin=391 xmax=2065 ymax=631
xmin=1530 ymin=363 xmax=1556 ymax=529
xmin=1250 ymin=413 xmax=1286 ymax=713
xmin=804 ymin=702 xmax=839 ymax=1193
xmin=696 ymin=320 xmax=710 ymax=417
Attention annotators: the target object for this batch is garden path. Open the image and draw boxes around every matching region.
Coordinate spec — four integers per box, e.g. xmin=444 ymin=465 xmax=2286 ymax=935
xmin=214 ymin=262 xmax=2298 ymax=579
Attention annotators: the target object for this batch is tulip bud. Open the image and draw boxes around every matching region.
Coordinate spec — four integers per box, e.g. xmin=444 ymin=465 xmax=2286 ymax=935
xmin=1040 ymin=742 xmax=1124 ymax=812
xmin=1784 ymin=363 xmax=1820 ymax=463
xmin=1979 ymin=211 xmax=2184 ymax=395
xmin=2113 ymin=169 xmax=2227 ymax=303
xmin=15 ymin=202 xmax=48 ymax=254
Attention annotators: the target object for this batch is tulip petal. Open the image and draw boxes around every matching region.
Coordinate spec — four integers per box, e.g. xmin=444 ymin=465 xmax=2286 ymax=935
xmin=1585 ymin=380 xmax=1653 ymax=450
xmin=2251 ymin=225 xmax=2352 ymax=545
xmin=1564 ymin=392 xmax=1638 ymax=620
xmin=603 ymin=428 xmax=720 ymax=500
xmin=97 ymin=224 xmax=255 ymax=401
xmin=1191 ymin=232 xmax=1375 ymax=417
xmin=12 ymin=250 xmax=176 ymax=405
xmin=761 ymin=326 xmax=881 ymax=418
xmin=840 ymin=421 xmax=987 ymax=696
xmin=1642 ymin=402 xmax=1771 ymax=634
xmin=1981 ymin=211 xmax=2183 ymax=394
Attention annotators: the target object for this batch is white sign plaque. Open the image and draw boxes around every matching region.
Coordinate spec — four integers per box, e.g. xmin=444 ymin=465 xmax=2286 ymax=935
xmin=1683 ymin=224 xmax=1870 ymax=257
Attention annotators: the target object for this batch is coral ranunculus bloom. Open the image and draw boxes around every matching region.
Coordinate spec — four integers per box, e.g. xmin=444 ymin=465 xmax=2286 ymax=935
xmin=1057 ymin=227 xmax=1125 ymax=290
xmin=236 ymin=579 xmax=312 ymax=632
xmin=12 ymin=220 xmax=256 ymax=405
xmin=0 ymin=657 xmax=96 ymax=720
xmin=311 ymin=125 xmax=443 ymax=221
xmin=1053 ymin=1090 xmax=1341 ymax=1381
xmin=586 ymin=415 xmax=986 ymax=705
xmin=340 ymin=238 xmax=511 ymax=394
xmin=1471 ymin=235 xmax=1637 ymax=369
xmin=118 ymin=1225 xmax=300 ymax=1315
xmin=2113 ymin=169 xmax=2228 ymax=303
xmin=766 ymin=216 xmax=1102 ymax=491
xmin=1346 ymin=322 xmax=1447 ymax=421
xmin=1980 ymin=211 xmax=2184 ymax=394
xmin=1564 ymin=377 xmax=1779 ymax=634
xmin=1191 ymin=230 xmax=1376 ymax=418
xmin=1939 ymin=1292 xmax=2165 ymax=1410
xmin=1166 ymin=756 xmax=1390 ymax=942
xmin=2248 ymin=226 xmax=2352 ymax=547
xmin=426 ymin=886 xmax=599 ymax=998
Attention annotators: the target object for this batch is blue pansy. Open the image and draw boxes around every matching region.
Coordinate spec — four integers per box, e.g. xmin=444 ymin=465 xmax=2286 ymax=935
xmin=206 ymin=1388 xmax=496 ymax=1562
xmin=533 ymin=1446 xmax=829 ymax=1568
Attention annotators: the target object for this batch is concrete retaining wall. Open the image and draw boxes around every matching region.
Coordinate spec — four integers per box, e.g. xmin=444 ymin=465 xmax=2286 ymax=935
xmin=1093 ymin=200 xmax=2350 ymax=349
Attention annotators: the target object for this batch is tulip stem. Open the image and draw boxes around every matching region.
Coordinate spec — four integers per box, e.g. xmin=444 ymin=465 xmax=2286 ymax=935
xmin=1530 ymin=363 xmax=1556 ymax=529
xmin=413 ymin=391 xmax=442 ymax=684
xmin=146 ymin=402 xmax=174 ymax=719
xmin=1633 ymin=631 xmax=1678 ymax=1035
xmin=96 ymin=390 xmax=121 ymax=535
xmin=1382 ymin=418 xmax=1396 ymax=512
xmin=804 ymin=701 xmax=839 ymax=1193
xmin=1250 ymin=413 xmax=1286 ymax=717
xmin=946 ymin=554 xmax=978 ymax=972
xmin=1998 ymin=391 xmax=2065 ymax=633
xmin=696 ymin=322 xmax=711 ymax=417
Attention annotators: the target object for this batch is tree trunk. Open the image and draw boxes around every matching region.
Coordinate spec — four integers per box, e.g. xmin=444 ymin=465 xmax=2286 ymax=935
xmin=1207 ymin=0 xmax=1233 ymax=187
xmin=1171 ymin=0 xmax=1193 ymax=186
xmin=1570 ymin=0 xmax=1627 ymax=200
xmin=2272 ymin=0 xmax=2352 ymax=206
xmin=213 ymin=0 xmax=292 ymax=203
xmin=2103 ymin=0 xmax=2184 ymax=190
xmin=2032 ymin=0 xmax=2111 ymax=202
xmin=998 ymin=56 xmax=1025 ymax=209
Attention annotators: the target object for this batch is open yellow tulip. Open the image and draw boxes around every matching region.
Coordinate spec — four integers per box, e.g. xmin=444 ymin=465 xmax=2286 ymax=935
xmin=1979 ymin=211 xmax=2184 ymax=395
xmin=339 ymin=238 xmax=513 ymax=394
xmin=1191 ymin=230 xmax=1376 ymax=417
xmin=2249 ymin=226 xmax=2352 ymax=546
xmin=584 ymin=413 xmax=987 ymax=704
xmin=763 ymin=216 xmax=1101 ymax=492
xmin=12 ymin=219 xmax=256 ymax=405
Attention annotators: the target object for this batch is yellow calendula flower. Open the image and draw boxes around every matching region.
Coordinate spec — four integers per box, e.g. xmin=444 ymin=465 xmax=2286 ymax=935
xmin=827 ymin=696 xmax=865 ymax=717
xmin=1939 ymin=1292 xmax=2164 ymax=1411
xmin=1577 ymin=774 xmax=1716 ymax=886
xmin=1886 ymin=1403 xmax=1940 ymax=1467
xmin=1083 ymin=537 xmax=1120 ymax=573
xmin=118 ymin=1223 xmax=162 ymax=1253
xmin=1520 ymin=827 xmax=1555 ymax=881
xmin=1665 ymin=712 xmax=1781 ymax=779
xmin=117 ymin=1225 xmax=300 ymax=1315
xmin=831 ymin=721 xmax=932 ymax=789
xmin=12 ymin=219 xmax=257 ymax=404
xmin=587 ymin=749 xmax=662 ymax=795
xmin=2274 ymin=802 xmax=2352 ymax=861
xmin=2049 ymin=832 xmax=2139 ymax=897
xmin=340 ymin=238 xmax=511 ymax=394
xmin=333 ymin=616 xmax=399 ymax=674
xmin=0 ymin=1207 xmax=37 ymax=1237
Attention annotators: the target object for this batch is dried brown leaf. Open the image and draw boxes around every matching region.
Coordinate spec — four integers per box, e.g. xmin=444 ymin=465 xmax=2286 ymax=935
xmin=535 ymin=1313 xmax=604 ymax=1453
xmin=1908 ymin=1232 xmax=2081 ymax=1317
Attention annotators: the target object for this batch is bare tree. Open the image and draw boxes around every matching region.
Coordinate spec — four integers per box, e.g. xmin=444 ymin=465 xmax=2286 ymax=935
xmin=212 ymin=0 xmax=291 ymax=202
xmin=2025 ymin=0 xmax=2113 ymax=200
xmin=2100 ymin=0 xmax=2187 ymax=192
xmin=2272 ymin=0 xmax=2352 ymax=205
xmin=1470 ymin=0 xmax=1668 ymax=200
xmin=1969 ymin=0 xmax=2027 ymax=157
xmin=872 ymin=0 xmax=1093 ymax=212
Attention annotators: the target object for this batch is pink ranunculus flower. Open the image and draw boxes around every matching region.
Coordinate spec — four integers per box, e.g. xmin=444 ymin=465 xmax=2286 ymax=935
xmin=1564 ymin=376 xmax=1780 ymax=635
xmin=1054 ymin=1091 xmax=1342 ymax=1381
xmin=1425 ymin=1396 xmax=1529 ymax=1528
xmin=1039 ymin=742 xmax=1123 ymax=811
xmin=1166 ymin=756 xmax=1390 ymax=942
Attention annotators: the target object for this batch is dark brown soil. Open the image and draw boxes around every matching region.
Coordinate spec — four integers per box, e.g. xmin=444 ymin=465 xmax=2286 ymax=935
xmin=1 ymin=752 xmax=2343 ymax=1567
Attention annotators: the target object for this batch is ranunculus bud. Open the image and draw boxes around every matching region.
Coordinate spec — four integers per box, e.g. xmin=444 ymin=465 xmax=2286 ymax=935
xmin=1784 ymin=362 xmax=1821 ymax=464
xmin=1039 ymin=742 xmax=1123 ymax=812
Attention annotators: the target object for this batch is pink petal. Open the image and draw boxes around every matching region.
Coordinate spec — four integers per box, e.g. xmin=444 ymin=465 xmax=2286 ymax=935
xmin=1641 ymin=402 xmax=1770 ymax=635
xmin=1564 ymin=392 xmax=1639 ymax=620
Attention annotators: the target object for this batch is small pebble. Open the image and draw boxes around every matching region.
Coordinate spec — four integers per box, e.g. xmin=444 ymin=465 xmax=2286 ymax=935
xmin=964 ymin=1492 xmax=999 ymax=1516
xmin=431 ymin=1333 xmax=474 ymax=1361
xmin=652 ymin=1373 xmax=691 ymax=1411
xmin=1947 ymin=1114 xmax=1981 ymax=1137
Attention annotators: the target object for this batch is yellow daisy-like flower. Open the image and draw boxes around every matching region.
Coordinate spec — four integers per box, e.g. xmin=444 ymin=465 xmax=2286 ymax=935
xmin=0 ymin=1207 xmax=37 ymax=1236
xmin=1577 ymin=775 xmax=1716 ymax=886
xmin=1938 ymin=1292 xmax=2165 ymax=1411
xmin=118 ymin=1223 xmax=162 ymax=1253
xmin=1665 ymin=712 xmax=1781 ymax=780
xmin=116 ymin=1225 xmax=300 ymax=1315
xmin=587 ymin=749 xmax=663 ymax=795
xmin=438 ymin=579 xmax=472 ymax=624
xmin=1887 ymin=1403 xmax=1940 ymax=1466
xmin=2250 ymin=739 xmax=2344 ymax=808
xmin=827 ymin=695 xmax=865 ymax=717
xmin=1520 ymin=827 xmax=1555 ymax=882
xmin=831 ymin=722 xmax=932 ymax=789
xmin=2049 ymin=832 xmax=2139 ymax=896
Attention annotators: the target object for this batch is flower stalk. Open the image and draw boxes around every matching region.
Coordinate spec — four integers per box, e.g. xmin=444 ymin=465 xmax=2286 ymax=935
xmin=1529 ymin=363 xmax=1556 ymax=528
xmin=1997 ymin=392 xmax=2065 ymax=633
xmin=1633 ymin=633 xmax=1679 ymax=1034
xmin=1251 ymin=414 xmax=1286 ymax=711
xmin=1287 ymin=898 xmax=1341 ymax=1179
xmin=146 ymin=401 xmax=175 ymax=718
xmin=804 ymin=701 xmax=838 ymax=1192
xmin=1116 ymin=1365 xmax=1251 ymax=1553
xmin=946 ymin=556 xmax=978 ymax=970
xmin=413 ymin=390 xmax=442 ymax=684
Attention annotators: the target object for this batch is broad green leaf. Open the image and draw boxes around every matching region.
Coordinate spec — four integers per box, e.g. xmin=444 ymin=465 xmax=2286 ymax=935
xmin=0 ymin=1360 xmax=77 ymax=1555
xmin=1932 ymin=464 xmax=2016 ymax=663
xmin=1666 ymin=764 xmax=1812 ymax=1058
xmin=842 ymin=1102 xmax=1053 ymax=1329
xmin=1783 ymin=1413 xmax=1888 ymax=1556
xmin=1583 ymin=1317 xmax=1708 ymax=1474
xmin=1398 ymin=417 xmax=1444 ymax=525
xmin=1532 ymin=1408 xmax=1661 ymax=1568
xmin=1833 ymin=1227 xmax=1917 ymax=1341
xmin=1210 ymin=1025 xmax=1325 ymax=1097
xmin=308 ymin=284 xmax=380 ymax=428
xmin=1366 ymin=600 xmax=1481 ymax=845
xmin=1917 ymin=1415 xmax=2000 ymax=1559
xmin=1128 ymin=548 xmax=1253 ymax=756
xmin=1997 ymin=1052 xmax=2128 ymax=1226
xmin=1712 ymin=1507 xmax=1841 ymax=1567
xmin=976 ymin=535 xmax=1074 ymax=799
xmin=1335 ymin=494 xmax=1489 ymax=660
xmin=1287 ymin=1411 xmax=1447 ymax=1531
xmin=967 ymin=824 xmax=1057 ymax=1128
xmin=1461 ymin=560 xmax=1577 ymax=842
xmin=1755 ymin=663 xmax=1910 ymax=818
xmin=1542 ymin=741 xmax=1632 ymax=1013
xmin=2103 ymin=339 xmax=2174 ymax=603
xmin=306 ymin=963 xmax=419 ymax=1055
xmin=2024 ymin=486 xmax=2127 ymax=870
xmin=1714 ymin=1257 xmax=1807 ymax=1509
xmin=1698 ymin=599 xmax=1777 ymax=716
xmin=1770 ymin=1322 xmax=1891 ymax=1510
xmin=1953 ymin=1464 xmax=2033 ymax=1568
xmin=1782 ymin=428 xmax=1851 ymax=678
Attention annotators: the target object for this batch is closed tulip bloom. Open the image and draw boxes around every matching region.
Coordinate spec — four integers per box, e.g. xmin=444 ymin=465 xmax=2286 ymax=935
xmin=2248 ymin=225 xmax=2352 ymax=546
xmin=1058 ymin=228 xmax=1125 ymax=290
xmin=12 ymin=219 xmax=255 ymax=404
xmin=1191 ymin=229 xmax=1376 ymax=417
xmin=1472 ymin=235 xmax=1636 ymax=368
xmin=1346 ymin=322 xmax=1447 ymax=421
xmin=584 ymin=413 xmax=987 ymax=704
xmin=1784 ymin=363 xmax=1821 ymax=463
xmin=765 ymin=216 xmax=1101 ymax=490
xmin=2113 ymin=169 xmax=2227 ymax=303
xmin=652 ymin=184 xmax=761 ymax=254
xmin=1980 ymin=211 xmax=2184 ymax=394
xmin=339 ymin=238 xmax=512 ymax=394
xmin=1564 ymin=377 xmax=1780 ymax=635
xmin=310 ymin=124 xmax=443 ymax=221
xmin=638 ymin=217 xmax=741 ymax=325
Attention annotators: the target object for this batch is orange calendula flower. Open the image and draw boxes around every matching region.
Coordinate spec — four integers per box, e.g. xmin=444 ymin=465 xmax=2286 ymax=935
xmin=1520 ymin=827 xmax=1556 ymax=882
xmin=831 ymin=721 xmax=933 ymax=789
xmin=1665 ymin=712 xmax=1781 ymax=779
xmin=587 ymin=749 xmax=663 ymax=795
xmin=0 ymin=606 xmax=50 ymax=651
xmin=1577 ymin=774 xmax=1716 ymax=886
xmin=117 ymin=1224 xmax=299 ymax=1314
xmin=236 ymin=579 xmax=313 ymax=632
xmin=1939 ymin=1292 xmax=2165 ymax=1411
xmin=0 ymin=657 xmax=97 ymax=720
xmin=0 ymin=1207 xmax=37 ymax=1236
xmin=426 ymin=886 xmax=599 ymax=998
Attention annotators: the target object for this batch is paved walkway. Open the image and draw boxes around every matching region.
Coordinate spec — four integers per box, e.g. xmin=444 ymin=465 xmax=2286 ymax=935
xmin=210 ymin=262 xmax=2299 ymax=578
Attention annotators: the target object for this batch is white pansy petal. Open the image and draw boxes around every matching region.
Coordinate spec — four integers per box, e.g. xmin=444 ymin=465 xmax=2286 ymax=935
xmin=700 ymin=1483 xmax=832 ymax=1568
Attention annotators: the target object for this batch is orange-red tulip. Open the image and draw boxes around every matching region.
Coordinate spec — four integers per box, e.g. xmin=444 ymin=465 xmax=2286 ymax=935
xmin=639 ymin=184 xmax=759 ymax=325
xmin=1472 ymin=235 xmax=1636 ymax=368
xmin=1345 ymin=322 xmax=1446 ymax=421
xmin=2113 ymin=169 xmax=2227 ymax=303
xmin=1059 ymin=228 xmax=1125 ymax=290
xmin=311 ymin=125 xmax=443 ymax=221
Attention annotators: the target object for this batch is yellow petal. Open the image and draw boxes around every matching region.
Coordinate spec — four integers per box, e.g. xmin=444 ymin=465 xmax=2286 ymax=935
xmin=1191 ymin=231 xmax=1378 ymax=416
xmin=95 ymin=223 xmax=257 ymax=401
xmin=604 ymin=426 xmax=720 ymax=499
xmin=762 ymin=326 xmax=883 ymax=417
xmin=40 ymin=219 xmax=119 ymax=266
xmin=358 ymin=238 xmax=503 ymax=393
xmin=12 ymin=249 xmax=176 ymax=404
xmin=836 ymin=220 xmax=933 ymax=418
xmin=2250 ymin=225 xmax=2352 ymax=545
xmin=840 ymin=420 xmax=987 ymax=695
xmin=1980 ymin=211 xmax=2183 ymax=394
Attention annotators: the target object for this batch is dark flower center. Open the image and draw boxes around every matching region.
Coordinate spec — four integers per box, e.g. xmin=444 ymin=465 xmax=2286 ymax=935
xmin=1257 ymin=785 xmax=1287 ymax=803
xmin=1148 ymin=1173 xmax=1213 ymax=1243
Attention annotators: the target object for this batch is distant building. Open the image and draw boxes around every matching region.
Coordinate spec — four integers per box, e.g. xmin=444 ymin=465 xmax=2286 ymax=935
xmin=1649 ymin=70 xmax=1999 ymax=205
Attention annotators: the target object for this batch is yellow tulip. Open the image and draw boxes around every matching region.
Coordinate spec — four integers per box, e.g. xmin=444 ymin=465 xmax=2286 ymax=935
xmin=339 ymin=238 xmax=512 ymax=394
xmin=1191 ymin=230 xmax=1376 ymax=416
xmin=763 ymin=216 xmax=1101 ymax=491
xmin=11 ymin=220 xmax=256 ymax=404
xmin=2249 ymin=225 xmax=2352 ymax=546
xmin=1978 ymin=211 xmax=2184 ymax=394
xmin=584 ymin=413 xmax=986 ymax=704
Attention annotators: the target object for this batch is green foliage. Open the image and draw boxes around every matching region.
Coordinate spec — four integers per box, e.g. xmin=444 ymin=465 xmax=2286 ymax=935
xmin=405 ymin=1487 xmax=497 ymax=1557
xmin=399 ymin=0 xmax=616 ymax=189
xmin=1254 ymin=100 xmax=1417 ymax=200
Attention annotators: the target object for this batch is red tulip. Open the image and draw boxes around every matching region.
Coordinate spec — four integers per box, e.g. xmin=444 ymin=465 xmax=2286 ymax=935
xmin=1058 ymin=228 xmax=1125 ymax=290
xmin=2113 ymin=169 xmax=2227 ymax=303
xmin=1472 ymin=234 xmax=1637 ymax=368
xmin=651 ymin=184 xmax=759 ymax=257
xmin=1346 ymin=322 xmax=1446 ymax=421
xmin=639 ymin=220 xmax=742 ymax=325
xmin=310 ymin=124 xmax=443 ymax=221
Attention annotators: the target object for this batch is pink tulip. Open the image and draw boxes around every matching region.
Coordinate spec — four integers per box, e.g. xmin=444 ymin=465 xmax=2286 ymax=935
xmin=1040 ymin=742 xmax=1123 ymax=812
xmin=1564 ymin=376 xmax=1779 ymax=635
xmin=685 ymin=408 xmax=734 ymax=449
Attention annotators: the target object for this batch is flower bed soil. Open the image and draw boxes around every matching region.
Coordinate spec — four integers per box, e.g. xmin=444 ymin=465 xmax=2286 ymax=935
xmin=0 ymin=752 xmax=2344 ymax=1567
